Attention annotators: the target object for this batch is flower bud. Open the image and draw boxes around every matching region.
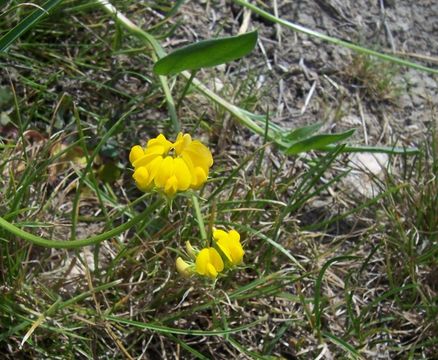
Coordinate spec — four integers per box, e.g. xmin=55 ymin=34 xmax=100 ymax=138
xmin=176 ymin=257 xmax=192 ymax=277
xmin=185 ymin=241 xmax=197 ymax=260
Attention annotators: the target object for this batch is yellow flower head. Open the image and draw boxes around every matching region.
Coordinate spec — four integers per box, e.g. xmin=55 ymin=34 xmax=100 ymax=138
xmin=195 ymin=247 xmax=224 ymax=279
xmin=213 ymin=229 xmax=244 ymax=266
xmin=129 ymin=133 xmax=213 ymax=196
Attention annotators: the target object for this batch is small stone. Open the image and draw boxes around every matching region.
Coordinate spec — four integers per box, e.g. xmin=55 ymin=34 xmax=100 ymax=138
xmin=343 ymin=153 xmax=389 ymax=198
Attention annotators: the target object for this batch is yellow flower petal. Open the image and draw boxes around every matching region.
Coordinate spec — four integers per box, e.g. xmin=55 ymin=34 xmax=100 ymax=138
xmin=164 ymin=175 xmax=179 ymax=196
xmin=174 ymin=132 xmax=192 ymax=155
xmin=146 ymin=155 xmax=163 ymax=180
xmin=207 ymin=263 xmax=218 ymax=278
xmin=217 ymin=241 xmax=233 ymax=263
xmin=181 ymin=152 xmax=194 ymax=171
xmin=183 ymin=141 xmax=213 ymax=171
xmin=144 ymin=144 xmax=166 ymax=157
xmin=195 ymin=248 xmax=224 ymax=279
xmin=174 ymin=158 xmax=192 ymax=190
xmin=215 ymin=229 xmax=244 ymax=266
xmin=229 ymin=229 xmax=240 ymax=242
xmin=129 ymin=145 xmax=144 ymax=165
xmin=154 ymin=156 xmax=174 ymax=188
xmin=195 ymin=248 xmax=210 ymax=275
xmin=132 ymin=167 xmax=151 ymax=191
xmin=132 ymin=151 xmax=161 ymax=168
xmin=213 ymin=229 xmax=228 ymax=241
xmin=131 ymin=134 xmax=174 ymax=169
xmin=191 ymin=166 xmax=208 ymax=188
xmin=229 ymin=242 xmax=244 ymax=265
xmin=209 ymin=247 xmax=224 ymax=272
xmin=147 ymin=134 xmax=173 ymax=153
xmin=129 ymin=133 xmax=213 ymax=195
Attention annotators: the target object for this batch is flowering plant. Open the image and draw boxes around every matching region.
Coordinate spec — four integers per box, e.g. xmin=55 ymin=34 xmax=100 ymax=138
xmin=130 ymin=133 xmax=243 ymax=282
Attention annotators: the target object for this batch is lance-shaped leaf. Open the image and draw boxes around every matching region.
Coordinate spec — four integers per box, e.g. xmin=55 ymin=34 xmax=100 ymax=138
xmin=153 ymin=31 xmax=258 ymax=75
xmin=286 ymin=129 xmax=355 ymax=155
xmin=282 ymin=123 xmax=323 ymax=142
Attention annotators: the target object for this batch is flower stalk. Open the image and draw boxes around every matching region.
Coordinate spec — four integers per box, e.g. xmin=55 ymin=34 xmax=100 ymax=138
xmin=192 ymin=194 xmax=208 ymax=245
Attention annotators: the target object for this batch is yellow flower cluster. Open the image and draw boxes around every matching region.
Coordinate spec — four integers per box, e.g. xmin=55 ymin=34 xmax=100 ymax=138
xmin=129 ymin=133 xmax=213 ymax=196
xmin=176 ymin=229 xmax=245 ymax=280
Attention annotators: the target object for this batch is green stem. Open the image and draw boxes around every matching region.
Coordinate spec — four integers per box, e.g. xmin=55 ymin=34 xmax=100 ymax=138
xmin=0 ymin=199 xmax=162 ymax=249
xmin=191 ymin=194 xmax=207 ymax=245
xmin=234 ymin=0 xmax=438 ymax=74
xmin=176 ymin=70 xmax=197 ymax=110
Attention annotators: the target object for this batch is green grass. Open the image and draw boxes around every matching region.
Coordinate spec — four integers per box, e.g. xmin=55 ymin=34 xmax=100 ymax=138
xmin=1 ymin=1 xmax=437 ymax=358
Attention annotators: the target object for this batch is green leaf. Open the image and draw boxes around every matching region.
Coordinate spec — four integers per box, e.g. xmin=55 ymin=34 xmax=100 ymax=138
xmin=286 ymin=129 xmax=355 ymax=154
xmin=153 ymin=31 xmax=258 ymax=75
xmin=282 ymin=123 xmax=323 ymax=142
xmin=0 ymin=0 xmax=64 ymax=52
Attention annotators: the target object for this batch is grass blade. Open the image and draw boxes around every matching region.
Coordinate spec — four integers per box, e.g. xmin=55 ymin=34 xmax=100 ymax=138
xmin=0 ymin=199 xmax=162 ymax=249
xmin=0 ymin=0 xmax=64 ymax=52
xmin=319 ymin=144 xmax=420 ymax=155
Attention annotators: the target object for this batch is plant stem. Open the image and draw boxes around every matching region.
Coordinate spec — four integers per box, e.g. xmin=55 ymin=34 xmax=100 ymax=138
xmin=191 ymin=194 xmax=207 ymax=245
xmin=0 ymin=199 xmax=162 ymax=249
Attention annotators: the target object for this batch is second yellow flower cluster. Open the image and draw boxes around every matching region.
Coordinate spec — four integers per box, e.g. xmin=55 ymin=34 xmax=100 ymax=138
xmin=129 ymin=133 xmax=213 ymax=196
xmin=177 ymin=229 xmax=245 ymax=279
